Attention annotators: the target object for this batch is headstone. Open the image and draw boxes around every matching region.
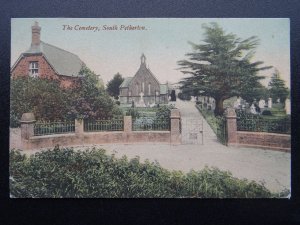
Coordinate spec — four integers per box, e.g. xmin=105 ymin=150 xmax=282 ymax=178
xmin=259 ymin=99 xmax=265 ymax=109
xmin=250 ymin=104 xmax=257 ymax=114
xmin=285 ymin=99 xmax=291 ymax=115
xmin=268 ymin=98 xmax=272 ymax=108
xmin=137 ymin=92 xmax=146 ymax=107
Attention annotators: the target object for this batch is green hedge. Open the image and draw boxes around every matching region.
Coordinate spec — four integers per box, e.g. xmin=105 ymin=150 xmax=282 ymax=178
xmin=9 ymin=147 xmax=287 ymax=198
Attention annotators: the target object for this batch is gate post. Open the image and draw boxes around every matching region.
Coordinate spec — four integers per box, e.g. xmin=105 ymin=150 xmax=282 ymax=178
xmin=170 ymin=109 xmax=181 ymax=144
xmin=226 ymin=108 xmax=237 ymax=146
xmin=20 ymin=113 xmax=36 ymax=140
xmin=124 ymin=116 xmax=132 ymax=133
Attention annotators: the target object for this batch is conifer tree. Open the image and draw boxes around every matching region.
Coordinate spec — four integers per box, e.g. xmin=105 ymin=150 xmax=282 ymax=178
xmin=178 ymin=23 xmax=271 ymax=115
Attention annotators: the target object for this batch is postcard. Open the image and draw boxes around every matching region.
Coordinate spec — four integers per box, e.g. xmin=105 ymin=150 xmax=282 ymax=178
xmin=9 ymin=18 xmax=291 ymax=198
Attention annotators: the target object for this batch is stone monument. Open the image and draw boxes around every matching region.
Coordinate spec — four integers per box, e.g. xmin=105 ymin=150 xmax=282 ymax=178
xmin=268 ymin=98 xmax=272 ymax=108
xmin=259 ymin=99 xmax=265 ymax=109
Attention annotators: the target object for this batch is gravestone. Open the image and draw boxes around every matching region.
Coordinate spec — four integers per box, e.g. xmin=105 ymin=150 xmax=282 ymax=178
xmin=137 ymin=92 xmax=146 ymax=107
xmin=250 ymin=104 xmax=257 ymax=114
xmin=285 ymin=98 xmax=291 ymax=115
xmin=259 ymin=99 xmax=265 ymax=109
xmin=268 ymin=98 xmax=272 ymax=108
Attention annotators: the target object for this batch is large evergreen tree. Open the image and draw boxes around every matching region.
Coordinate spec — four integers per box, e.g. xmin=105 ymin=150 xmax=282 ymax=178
xmin=106 ymin=73 xmax=124 ymax=99
xmin=268 ymin=69 xmax=289 ymax=103
xmin=178 ymin=23 xmax=271 ymax=115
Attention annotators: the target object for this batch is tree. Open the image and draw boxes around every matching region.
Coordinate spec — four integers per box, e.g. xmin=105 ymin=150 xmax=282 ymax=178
xmin=106 ymin=73 xmax=124 ymax=99
xmin=170 ymin=90 xmax=176 ymax=101
xmin=10 ymin=77 xmax=70 ymax=126
xmin=68 ymin=66 xmax=121 ymax=119
xmin=268 ymin=69 xmax=289 ymax=103
xmin=178 ymin=23 xmax=271 ymax=115
xmin=242 ymin=82 xmax=270 ymax=103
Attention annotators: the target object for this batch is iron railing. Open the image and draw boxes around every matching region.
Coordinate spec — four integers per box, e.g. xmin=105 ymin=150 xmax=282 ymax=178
xmin=132 ymin=117 xmax=170 ymax=131
xmin=84 ymin=118 xmax=124 ymax=132
xmin=34 ymin=121 xmax=75 ymax=136
xmin=237 ymin=117 xmax=291 ymax=134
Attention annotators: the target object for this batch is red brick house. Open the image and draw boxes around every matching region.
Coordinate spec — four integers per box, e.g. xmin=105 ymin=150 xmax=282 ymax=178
xmin=11 ymin=22 xmax=85 ymax=88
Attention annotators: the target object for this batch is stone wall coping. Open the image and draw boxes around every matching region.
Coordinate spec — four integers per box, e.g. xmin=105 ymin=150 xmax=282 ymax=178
xmin=30 ymin=133 xmax=76 ymax=139
xmin=237 ymin=131 xmax=291 ymax=137
xmin=20 ymin=120 xmax=36 ymax=124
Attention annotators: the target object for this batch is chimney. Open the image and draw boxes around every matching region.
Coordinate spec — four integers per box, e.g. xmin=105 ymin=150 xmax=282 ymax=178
xmin=31 ymin=21 xmax=41 ymax=46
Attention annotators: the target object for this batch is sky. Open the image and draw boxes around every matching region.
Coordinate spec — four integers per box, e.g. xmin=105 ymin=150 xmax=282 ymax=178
xmin=11 ymin=18 xmax=290 ymax=88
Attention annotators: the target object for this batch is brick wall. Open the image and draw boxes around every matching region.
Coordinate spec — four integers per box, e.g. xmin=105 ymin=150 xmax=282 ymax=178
xmin=11 ymin=55 xmax=78 ymax=88
xmin=226 ymin=108 xmax=291 ymax=152
xmin=236 ymin=131 xmax=291 ymax=152
xmin=12 ymin=110 xmax=181 ymax=150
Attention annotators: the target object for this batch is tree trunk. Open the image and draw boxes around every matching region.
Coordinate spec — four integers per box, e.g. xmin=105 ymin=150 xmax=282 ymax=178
xmin=214 ymin=98 xmax=225 ymax=116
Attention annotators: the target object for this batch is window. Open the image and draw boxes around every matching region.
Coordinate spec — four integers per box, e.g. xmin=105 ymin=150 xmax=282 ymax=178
xmin=148 ymin=83 xmax=151 ymax=95
xmin=29 ymin=61 xmax=39 ymax=77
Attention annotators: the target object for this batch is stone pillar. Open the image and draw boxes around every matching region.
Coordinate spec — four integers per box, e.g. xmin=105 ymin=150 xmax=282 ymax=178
xmin=20 ymin=113 xmax=36 ymax=140
xmin=170 ymin=109 xmax=181 ymax=144
xmin=124 ymin=116 xmax=132 ymax=133
xmin=75 ymin=119 xmax=84 ymax=135
xmin=226 ymin=108 xmax=237 ymax=146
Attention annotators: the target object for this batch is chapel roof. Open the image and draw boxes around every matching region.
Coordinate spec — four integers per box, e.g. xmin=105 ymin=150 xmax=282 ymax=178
xmin=120 ymin=77 xmax=133 ymax=88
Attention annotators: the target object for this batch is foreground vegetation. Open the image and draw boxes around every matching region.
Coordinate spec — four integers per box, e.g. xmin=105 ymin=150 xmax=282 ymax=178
xmin=10 ymin=147 xmax=286 ymax=198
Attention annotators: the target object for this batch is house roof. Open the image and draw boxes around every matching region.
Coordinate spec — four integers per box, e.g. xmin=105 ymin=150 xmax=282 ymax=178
xmin=21 ymin=41 xmax=84 ymax=77
xmin=120 ymin=77 xmax=133 ymax=88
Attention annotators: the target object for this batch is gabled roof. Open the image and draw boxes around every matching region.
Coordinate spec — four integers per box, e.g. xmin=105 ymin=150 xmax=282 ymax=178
xmin=120 ymin=77 xmax=133 ymax=88
xmin=14 ymin=41 xmax=84 ymax=77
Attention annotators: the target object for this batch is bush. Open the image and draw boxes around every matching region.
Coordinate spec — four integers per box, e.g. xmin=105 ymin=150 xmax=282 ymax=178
xmin=10 ymin=67 xmax=121 ymax=125
xmin=178 ymin=92 xmax=191 ymax=101
xmin=262 ymin=110 xmax=272 ymax=116
xmin=125 ymin=108 xmax=140 ymax=119
xmin=10 ymin=147 xmax=282 ymax=198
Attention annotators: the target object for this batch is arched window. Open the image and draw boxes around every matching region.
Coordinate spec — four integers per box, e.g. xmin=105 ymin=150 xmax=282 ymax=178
xmin=136 ymin=83 xmax=139 ymax=95
xmin=142 ymin=82 xmax=145 ymax=93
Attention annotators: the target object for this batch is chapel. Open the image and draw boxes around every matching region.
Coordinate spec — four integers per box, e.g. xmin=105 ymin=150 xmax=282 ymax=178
xmin=119 ymin=54 xmax=169 ymax=106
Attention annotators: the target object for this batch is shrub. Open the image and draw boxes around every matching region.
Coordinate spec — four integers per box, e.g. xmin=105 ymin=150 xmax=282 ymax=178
xmin=178 ymin=92 xmax=191 ymax=101
xmin=9 ymin=147 xmax=283 ymax=198
xmin=262 ymin=110 xmax=272 ymax=116
xmin=125 ymin=108 xmax=140 ymax=119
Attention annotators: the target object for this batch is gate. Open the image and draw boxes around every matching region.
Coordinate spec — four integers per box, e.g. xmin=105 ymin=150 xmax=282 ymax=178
xmin=180 ymin=117 xmax=203 ymax=144
xmin=216 ymin=117 xmax=227 ymax=145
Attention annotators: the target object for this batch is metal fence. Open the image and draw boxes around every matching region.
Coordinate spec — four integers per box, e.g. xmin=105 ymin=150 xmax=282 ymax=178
xmin=236 ymin=110 xmax=291 ymax=134
xmin=132 ymin=117 xmax=170 ymax=131
xmin=237 ymin=117 xmax=291 ymax=134
xmin=34 ymin=121 xmax=75 ymax=136
xmin=84 ymin=118 xmax=124 ymax=132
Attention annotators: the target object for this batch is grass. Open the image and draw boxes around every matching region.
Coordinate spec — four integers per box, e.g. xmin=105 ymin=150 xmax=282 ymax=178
xmin=195 ymin=104 xmax=222 ymax=135
xmin=10 ymin=147 xmax=289 ymax=198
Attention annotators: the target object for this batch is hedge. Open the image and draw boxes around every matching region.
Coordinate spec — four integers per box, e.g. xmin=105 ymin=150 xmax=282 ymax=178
xmin=9 ymin=147 xmax=289 ymax=198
